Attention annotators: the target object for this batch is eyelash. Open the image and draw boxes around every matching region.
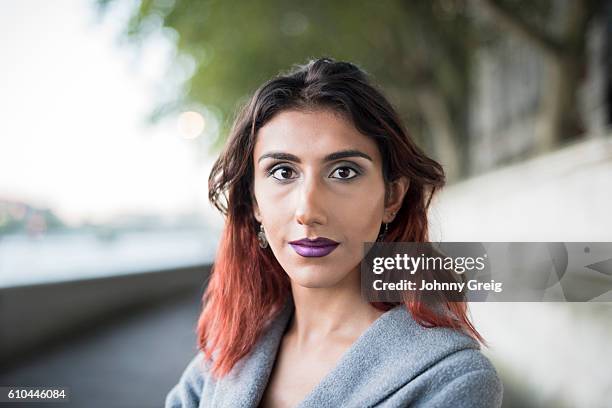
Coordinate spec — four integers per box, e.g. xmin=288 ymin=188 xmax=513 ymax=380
xmin=267 ymin=164 xmax=361 ymax=182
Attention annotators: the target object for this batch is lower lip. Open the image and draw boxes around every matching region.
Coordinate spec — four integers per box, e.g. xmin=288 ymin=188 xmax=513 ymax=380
xmin=290 ymin=243 xmax=339 ymax=258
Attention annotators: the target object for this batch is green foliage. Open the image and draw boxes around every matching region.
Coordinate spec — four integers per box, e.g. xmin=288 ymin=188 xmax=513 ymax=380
xmin=97 ymin=0 xmax=478 ymax=172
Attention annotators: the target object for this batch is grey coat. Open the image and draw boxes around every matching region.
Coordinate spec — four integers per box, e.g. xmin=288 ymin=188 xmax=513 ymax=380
xmin=165 ymin=299 xmax=503 ymax=407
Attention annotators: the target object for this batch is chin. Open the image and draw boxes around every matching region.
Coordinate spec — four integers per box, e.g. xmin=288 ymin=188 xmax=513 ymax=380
xmin=286 ymin=266 xmax=349 ymax=289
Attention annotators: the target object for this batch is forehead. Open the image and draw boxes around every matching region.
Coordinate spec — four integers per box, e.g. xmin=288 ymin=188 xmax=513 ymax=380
xmin=253 ymin=109 xmax=381 ymax=163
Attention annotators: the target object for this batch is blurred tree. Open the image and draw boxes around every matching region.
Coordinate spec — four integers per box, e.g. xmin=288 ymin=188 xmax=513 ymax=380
xmin=97 ymin=0 xmax=480 ymax=181
xmin=475 ymin=0 xmax=605 ymax=153
xmin=0 ymin=201 xmax=66 ymax=236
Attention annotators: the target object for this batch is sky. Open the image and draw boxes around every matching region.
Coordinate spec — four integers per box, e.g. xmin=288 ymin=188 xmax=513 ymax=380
xmin=0 ymin=0 xmax=222 ymax=227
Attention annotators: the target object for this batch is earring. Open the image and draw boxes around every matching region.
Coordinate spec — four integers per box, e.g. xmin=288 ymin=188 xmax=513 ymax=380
xmin=377 ymin=222 xmax=389 ymax=242
xmin=257 ymin=224 xmax=268 ymax=249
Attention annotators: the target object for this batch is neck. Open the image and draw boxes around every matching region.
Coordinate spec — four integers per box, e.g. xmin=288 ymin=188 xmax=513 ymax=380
xmin=287 ymin=267 xmax=385 ymax=349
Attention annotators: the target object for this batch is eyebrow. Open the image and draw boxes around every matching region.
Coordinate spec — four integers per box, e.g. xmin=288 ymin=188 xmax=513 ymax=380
xmin=257 ymin=149 xmax=373 ymax=165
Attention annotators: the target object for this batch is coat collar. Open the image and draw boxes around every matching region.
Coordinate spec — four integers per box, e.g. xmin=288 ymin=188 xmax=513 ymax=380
xmin=210 ymin=297 xmax=479 ymax=407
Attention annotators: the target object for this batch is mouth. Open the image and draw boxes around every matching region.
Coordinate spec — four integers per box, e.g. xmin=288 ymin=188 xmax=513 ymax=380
xmin=289 ymin=237 xmax=340 ymax=258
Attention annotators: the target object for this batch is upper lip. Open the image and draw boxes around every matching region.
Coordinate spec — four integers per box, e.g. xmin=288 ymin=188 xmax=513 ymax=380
xmin=289 ymin=237 xmax=339 ymax=247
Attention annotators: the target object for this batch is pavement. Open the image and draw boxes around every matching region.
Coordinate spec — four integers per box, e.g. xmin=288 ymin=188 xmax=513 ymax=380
xmin=0 ymin=290 xmax=203 ymax=408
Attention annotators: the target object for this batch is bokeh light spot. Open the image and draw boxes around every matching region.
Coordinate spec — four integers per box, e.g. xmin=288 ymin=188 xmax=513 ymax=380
xmin=177 ymin=111 xmax=205 ymax=139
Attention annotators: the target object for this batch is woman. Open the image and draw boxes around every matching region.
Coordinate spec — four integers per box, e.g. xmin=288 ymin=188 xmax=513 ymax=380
xmin=166 ymin=58 xmax=503 ymax=407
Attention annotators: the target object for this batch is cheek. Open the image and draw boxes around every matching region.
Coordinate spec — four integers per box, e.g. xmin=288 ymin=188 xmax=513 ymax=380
xmin=253 ymin=183 xmax=290 ymax=243
xmin=253 ymin=178 xmax=281 ymax=216
xmin=330 ymin=186 xmax=384 ymax=242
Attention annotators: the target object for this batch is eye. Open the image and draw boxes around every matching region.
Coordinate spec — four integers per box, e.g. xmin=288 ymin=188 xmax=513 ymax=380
xmin=270 ymin=166 xmax=298 ymax=181
xmin=330 ymin=166 xmax=359 ymax=180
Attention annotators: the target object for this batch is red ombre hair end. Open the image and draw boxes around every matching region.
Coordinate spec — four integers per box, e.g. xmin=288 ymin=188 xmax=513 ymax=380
xmin=200 ymin=58 xmax=484 ymax=378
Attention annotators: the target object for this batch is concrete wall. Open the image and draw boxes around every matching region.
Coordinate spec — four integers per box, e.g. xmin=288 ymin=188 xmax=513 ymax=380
xmin=429 ymin=135 xmax=612 ymax=406
xmin=430 ymin=135 xmax=612 ymax=242
xmin=0 ymin=264 xmax=211 ymax=364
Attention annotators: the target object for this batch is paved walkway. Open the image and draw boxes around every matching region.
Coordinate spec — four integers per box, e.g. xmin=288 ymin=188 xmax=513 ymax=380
xmin=0 ymin=290 xmax=202 ymax=407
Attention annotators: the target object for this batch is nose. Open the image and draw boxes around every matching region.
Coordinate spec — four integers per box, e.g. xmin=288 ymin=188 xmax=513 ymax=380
xmin=295 ymin=173 xmax=327 ymax=227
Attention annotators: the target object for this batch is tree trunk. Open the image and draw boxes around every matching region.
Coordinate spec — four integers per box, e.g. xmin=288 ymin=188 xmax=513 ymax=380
xmin=417 ymin=87 xmax=461 ymax=182
xmin=535 ymin=55 xmax=583 ymax=153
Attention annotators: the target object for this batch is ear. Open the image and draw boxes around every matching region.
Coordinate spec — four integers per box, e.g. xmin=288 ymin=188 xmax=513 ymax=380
xmin=384 ymin=177 xmax=410 ymax=223
xmin=251 ymin=190 xmax=263 ymax=223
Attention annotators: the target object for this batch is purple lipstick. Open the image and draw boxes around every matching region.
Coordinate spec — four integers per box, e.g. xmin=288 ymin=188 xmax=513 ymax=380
xmin=289 ymin=237 xmax=339 ymax=258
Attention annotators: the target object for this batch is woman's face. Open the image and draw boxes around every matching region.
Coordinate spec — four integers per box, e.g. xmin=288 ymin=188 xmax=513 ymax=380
xmin=252 ymin=109 xmax=406 ymax=289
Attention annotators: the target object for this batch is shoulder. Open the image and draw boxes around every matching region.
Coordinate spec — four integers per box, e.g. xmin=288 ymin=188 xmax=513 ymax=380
xmin=408 ymin=349 xmax=503 ymax=408
xmin=165 ymin=352 xmax=211 ymax=408
xmin=374 ymin=306 xmax=503 ymax=407
xmin=164 ymin=300 xmax=293 ymax=408
xmin=379 ymin=305 xmax=482 ymax=356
